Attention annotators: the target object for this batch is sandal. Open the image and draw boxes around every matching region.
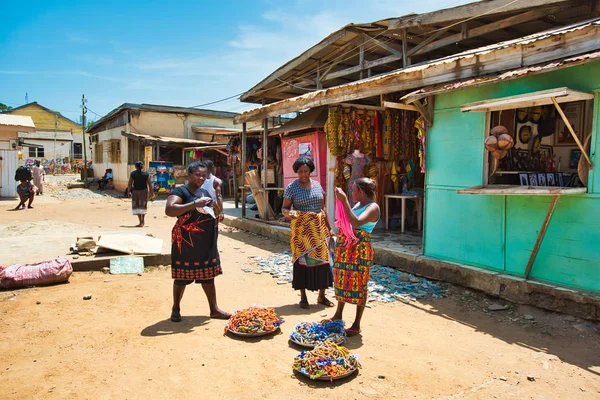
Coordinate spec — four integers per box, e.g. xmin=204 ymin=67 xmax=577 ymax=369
xmin=345 ymin=328 xmax=361 ymax=337
xmin=299 ymin=299 xmax=310 ymax=309
xmin=170 ymin=309 xmax=182 ymax=322
xmin=210 ymin=312 xmax=231 ymax=320
xmin=317 ymin=297 xmax=335 ymax=307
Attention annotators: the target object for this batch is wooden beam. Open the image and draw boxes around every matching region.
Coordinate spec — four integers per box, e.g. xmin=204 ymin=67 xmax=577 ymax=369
xmin=525 ymin=195 xmax=559 ymax=279
xmin=363 ymin=34 xmax=403 ymax=57
xmin=388 ymin=0 xmax=572 ymax=30
xmin=402 ymin=30 xmax=409 ymax=66
xmin=406 ymin=25 xmax=453 ymax=57
xmin=241 ymin=122 xmax=247 ymax=218
xmin=233 ymin=22 xmax=600 ymax=123
xmin=324 ymin=53 xmax=403 ymax=82
xmin=320 ymin=37 xmax=363 ymax=81
xmin=551 ymin=97 xmax=593 ymax=167
xmin=410 ymin=6 xmax=569 ymax=57
xmin=413 ymin=100 xmax=433 ymax=127
xmin=382 ymin=101 xmax=418 ymax=112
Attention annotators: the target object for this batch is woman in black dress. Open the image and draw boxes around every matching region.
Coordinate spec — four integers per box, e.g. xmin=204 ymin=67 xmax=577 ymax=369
xmin=165 ymin=162 xmax=230 ymax=322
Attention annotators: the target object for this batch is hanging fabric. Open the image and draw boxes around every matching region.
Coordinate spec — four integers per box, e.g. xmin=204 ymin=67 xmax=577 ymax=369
xmin=415 ymin=116 xmax=427 ymax=173
xmin=374 ymin=111 xmax=383 ymax=158
xmin=335 ymin=197 xmax=359 ymax=247
xmin=324 ymin=106 xmax=343 ymax=156
xmin=382 ymin=110 xmax=392 ymax=160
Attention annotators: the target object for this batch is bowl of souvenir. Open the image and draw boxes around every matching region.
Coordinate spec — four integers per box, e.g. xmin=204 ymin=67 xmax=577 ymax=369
xmin=289 ymin=320 xmax=346 ymax=348
xmin=292 ymin=340 xmax=361 ymax=381
xmin=497 ymin=133 xmax=514 ymax=150
xmin=224 ymin=305 xmax=284 ymax=337
xmin=484 ymin=135 xmax=499 ymax=151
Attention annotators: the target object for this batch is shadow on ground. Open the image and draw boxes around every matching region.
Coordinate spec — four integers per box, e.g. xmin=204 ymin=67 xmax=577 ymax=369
xmin=141 ymin=316 xmax=210 ymax=336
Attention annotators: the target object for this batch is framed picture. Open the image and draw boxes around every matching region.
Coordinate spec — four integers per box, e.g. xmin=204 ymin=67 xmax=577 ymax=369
xmin=539 ymin=145 xmax=554 ymax=159
xmin=546 ymin=173 xmax=556 ymax=187
xmin=555 ymin=101 xmax=584 ymax=146
xmin=570 ymin=149 xmax=582 ymax=169
xmin=528 ymin=173 xmax=538 ymax=186
xmin=519 ymin=173 xmax=529 ymax=186
xmin=537 ymin=173 xmax=547 ymax=187
xmin=555 ymin=172 xmax=564 ymax=187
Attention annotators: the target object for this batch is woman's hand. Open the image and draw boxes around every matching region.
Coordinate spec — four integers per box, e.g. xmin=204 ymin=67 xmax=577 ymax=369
xmin=195 ymin=197 xmax=212 ymax=207
xmin=334 ymin=187 xmax=347 ymax=201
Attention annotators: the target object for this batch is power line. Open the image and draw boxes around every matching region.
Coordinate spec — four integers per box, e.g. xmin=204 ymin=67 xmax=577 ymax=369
xmin=189 ymin=92 xmax=245 ymax=108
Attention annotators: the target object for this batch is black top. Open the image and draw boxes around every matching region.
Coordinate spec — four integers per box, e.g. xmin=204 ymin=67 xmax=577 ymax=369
xmin=130 ymin=170 xmax=149 ymax=190
xmin=170 ymin=185 xmax=210 ymax=203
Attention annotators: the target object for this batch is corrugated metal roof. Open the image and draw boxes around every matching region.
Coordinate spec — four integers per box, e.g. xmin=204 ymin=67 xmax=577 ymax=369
xmin=88 ymin=103 xmax=238 ymax=134
xmin=0 ymin=114 xmax=35 ymax=129
xmin=121 ymin=131 xmax=216 ymax=146
xmin=18 ymin=130 xmax=74 ymax=141
xmin=269 ymin=107 xmax=328 ymax=136
xmin=235 ymin=18 xmax=600 ymax=123
xmin=401 ymin=50 xmax=600 ymax=103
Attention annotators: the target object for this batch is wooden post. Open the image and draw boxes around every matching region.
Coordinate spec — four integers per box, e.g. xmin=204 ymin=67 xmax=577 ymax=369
xmin=359 ymin=44 xmax=364 ymax=80
xmin=402 ymin=30 xmax=409 ymax=67
xmin=241 ymin=122 xmax=247 ymax=218
xmin=525 ymin=195 xmax=559 ymax=279
xmin=551 ymin=97 xmax=593 ymax=167
xmin=262 ymin=117 xmax=268 ymax=196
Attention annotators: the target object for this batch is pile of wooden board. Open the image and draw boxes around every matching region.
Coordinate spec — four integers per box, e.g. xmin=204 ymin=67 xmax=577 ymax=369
xmin=245 ymin=169 xmax=276 ymax=220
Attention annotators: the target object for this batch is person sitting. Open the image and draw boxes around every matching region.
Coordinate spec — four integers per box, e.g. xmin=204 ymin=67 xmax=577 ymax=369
xmin=98 ymin=169 xmax=113 ymax=190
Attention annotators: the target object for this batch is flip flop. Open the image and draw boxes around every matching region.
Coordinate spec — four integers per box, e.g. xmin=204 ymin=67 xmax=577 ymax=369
xmin=170 ymin=310 xmax=182 ymax=323
xmin=210 ymin=312 xmax=231 ymax=320
xmin=345 ymin=328 xmax=361 ymax=337
xmin=299 ymin=300 xmax=310 ymax=309
xmin=317 ymin=297 xmax=335 ymax=307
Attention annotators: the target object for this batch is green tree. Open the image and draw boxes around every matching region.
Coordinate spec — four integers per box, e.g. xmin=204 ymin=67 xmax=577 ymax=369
xmin=0 ymin=103 xmax=13 ymax=112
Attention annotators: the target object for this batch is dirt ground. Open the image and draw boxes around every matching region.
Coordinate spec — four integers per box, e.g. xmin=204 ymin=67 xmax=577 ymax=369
xmin=1 ymin=179 xmax=600 ymax=399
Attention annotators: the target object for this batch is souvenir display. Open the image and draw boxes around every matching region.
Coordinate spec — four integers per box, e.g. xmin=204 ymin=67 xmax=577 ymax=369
xmin=292 ymin=340 xmax=361 ymax=381
xmin=224 ymin=306 xmax=284 ymax=337
xmin=289 ymin=320 xmax=346 ymax=348
xmin=518 ymin=125 xmax=532 ymax=144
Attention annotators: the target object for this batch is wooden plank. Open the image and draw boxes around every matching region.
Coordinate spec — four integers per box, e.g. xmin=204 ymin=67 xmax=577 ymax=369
xmin=388 ymin=0 xmax=572 ymax=30
xmin=456 ymin=185 xmax=588 ymax=195
xmin=364 ymin=34 xmax=403 ymax=57
xmin=413 ymin=100 xmax=433 ymax=127
xmin=241 ymin=122 xmax=247 ymax=218
xmin=323 ymin=53 xmax=404 ymax=81
xmin=382 ymin=101 xmax=419 ymax=112
xmin=97 ymin=234 xmax=163 ymax=255
xmin=551 ymin=97 xmax=594 ymax=167
xmin=406 ymin=25 xmax=453 ymax=57
xmin=233 ymin=23 xmax=600 ymax=123
xmin=410 ymin=6 xmax=570 ymax=57
xmin=461 ymin=87 xmax=594 ymax=112
xmin=524 ymin=195 xmax=559 ymax=279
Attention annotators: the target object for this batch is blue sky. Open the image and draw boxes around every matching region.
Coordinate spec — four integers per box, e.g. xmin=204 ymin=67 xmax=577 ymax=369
xmin=0 ymin=0 xmax=473 ymax=122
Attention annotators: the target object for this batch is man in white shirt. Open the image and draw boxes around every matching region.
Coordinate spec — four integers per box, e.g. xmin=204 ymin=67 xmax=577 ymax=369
xmin=198 ymin=160 xmax=224 ymax=221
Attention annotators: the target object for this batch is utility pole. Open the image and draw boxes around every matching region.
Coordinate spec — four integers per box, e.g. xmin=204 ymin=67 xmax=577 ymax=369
xmin=81 ymin=94 xmax=88 ymax=187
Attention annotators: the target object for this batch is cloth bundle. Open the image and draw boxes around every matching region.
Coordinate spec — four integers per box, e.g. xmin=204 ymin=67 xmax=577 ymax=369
xmin=0 ymin=256 xmax=73 ymax=289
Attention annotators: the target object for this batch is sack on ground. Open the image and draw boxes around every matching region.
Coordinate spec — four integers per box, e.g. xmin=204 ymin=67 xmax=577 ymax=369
xmin=0 ymin=256 xmax=73 ymax=289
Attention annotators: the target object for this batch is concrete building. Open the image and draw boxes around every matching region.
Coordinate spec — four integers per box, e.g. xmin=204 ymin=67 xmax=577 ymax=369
xmin=0 ymin=114 xmax=35 ymax=197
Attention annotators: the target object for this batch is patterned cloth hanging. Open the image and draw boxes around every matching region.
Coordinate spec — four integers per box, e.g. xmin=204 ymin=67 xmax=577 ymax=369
xmin=361 ymin=112 xmax=375 ymax=155
xmin=415 ymin=116 xmax=427 ymax=173
xmin=382 ymin=110 xmax=393 ymax=160
xmin=324 ymin=106 xmax=343 ymax=156
xmin=392 ymin=110 xmax=401 ymax=161
xmin=374 ymin=111 xmax=383 ymax=158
